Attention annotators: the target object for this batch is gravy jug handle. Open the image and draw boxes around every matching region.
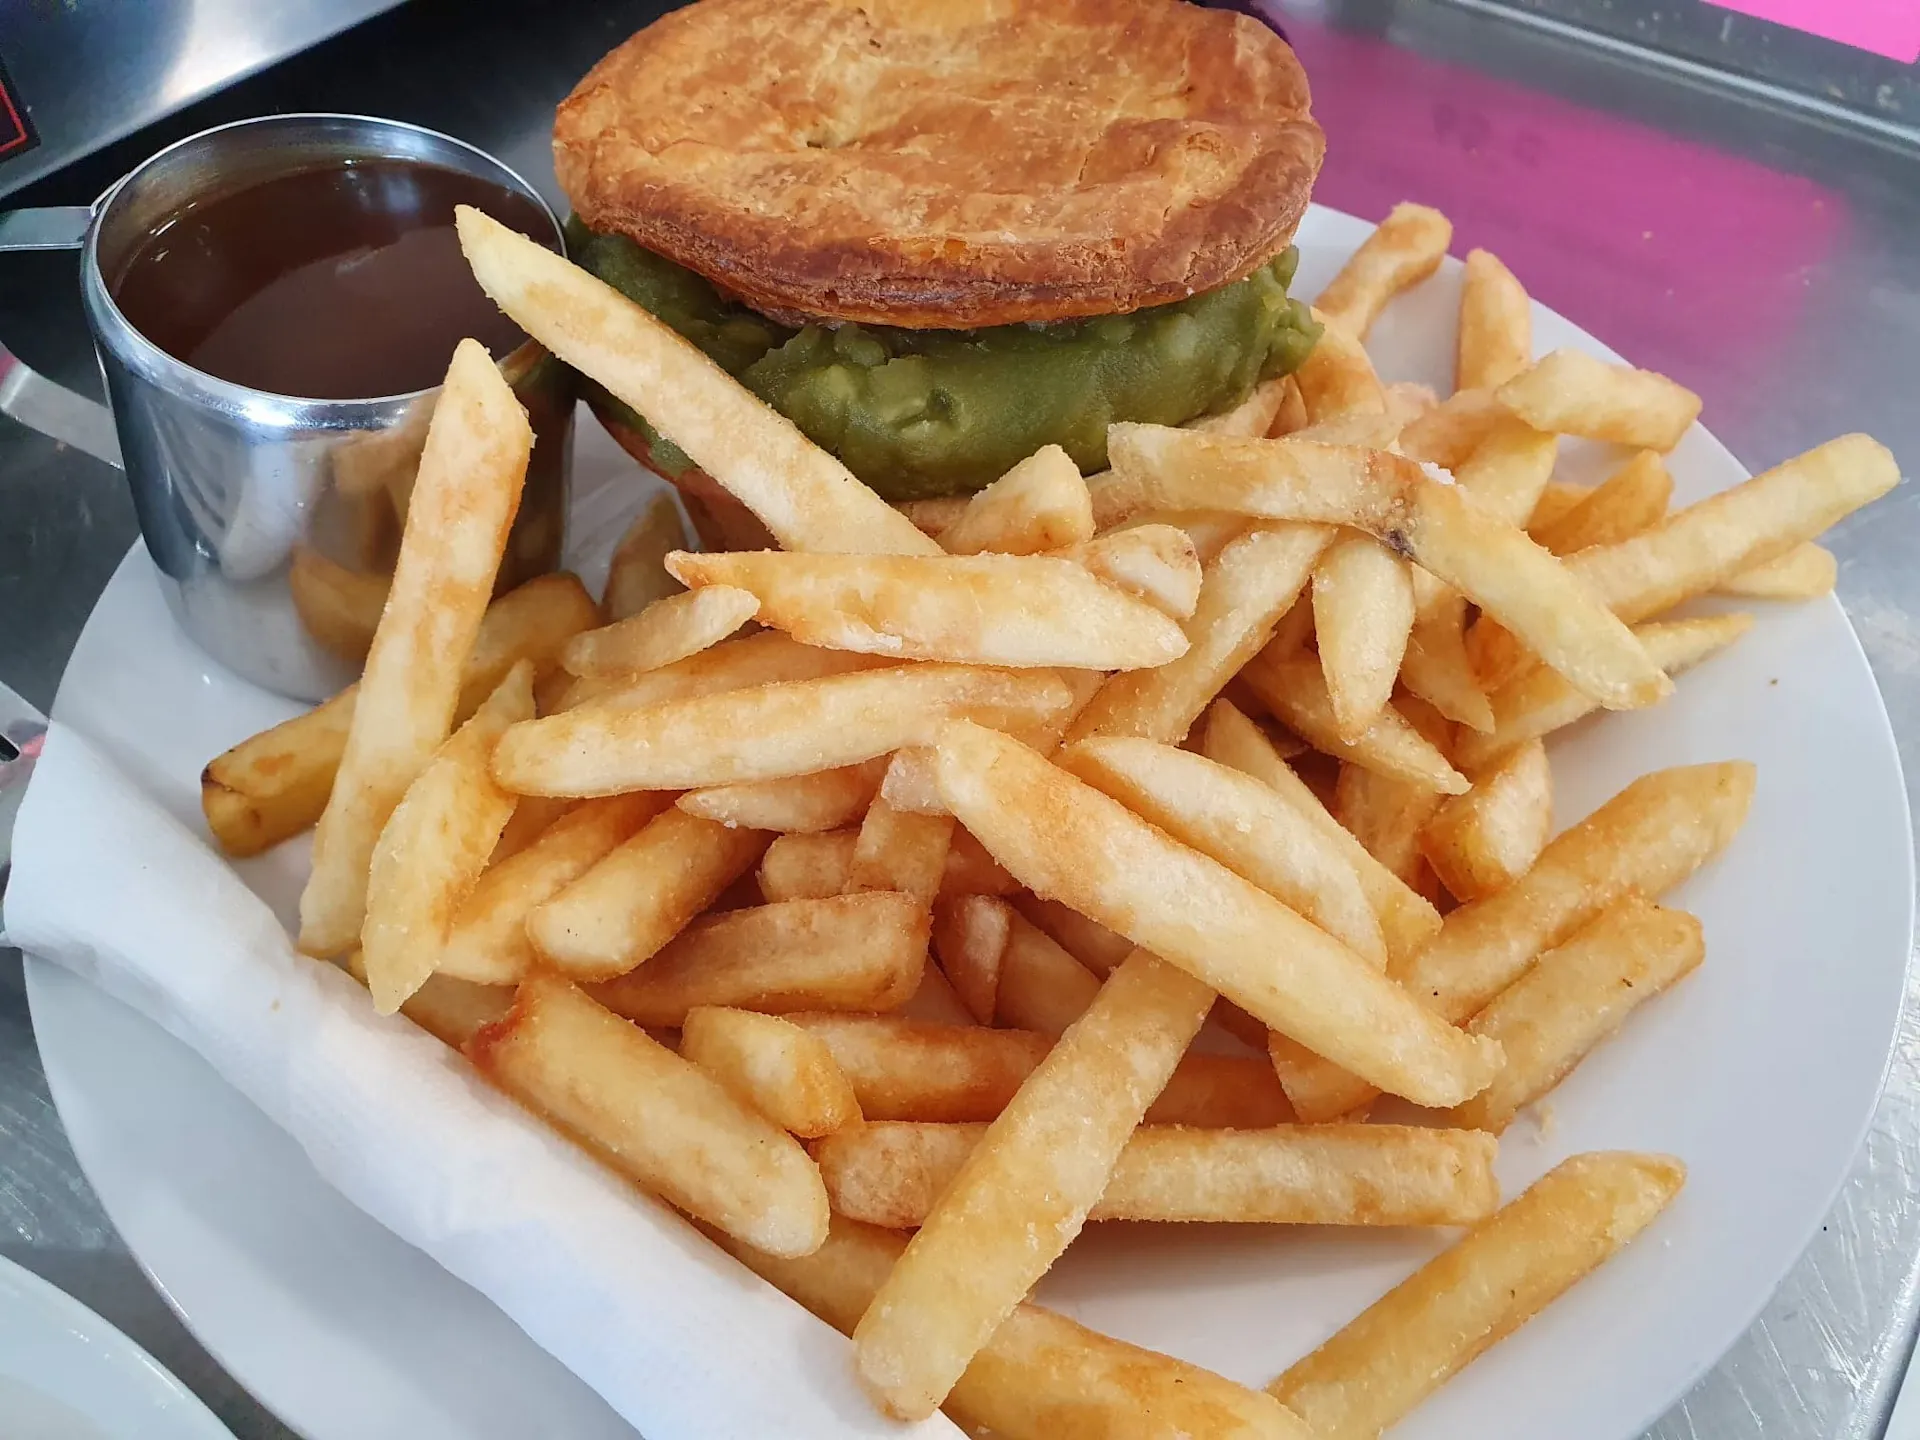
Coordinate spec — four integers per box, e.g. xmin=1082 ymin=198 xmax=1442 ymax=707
xmin=0 ymin=205 xmax=122 ymax=470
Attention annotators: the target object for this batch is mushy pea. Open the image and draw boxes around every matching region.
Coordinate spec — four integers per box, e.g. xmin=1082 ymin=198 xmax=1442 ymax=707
xmin=568 ymin=218 xmax=1320 ymax=501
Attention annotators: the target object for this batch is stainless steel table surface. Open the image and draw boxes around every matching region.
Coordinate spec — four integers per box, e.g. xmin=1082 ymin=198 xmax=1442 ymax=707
xmin=2 ymin=1 xmax=1916 ymax=1436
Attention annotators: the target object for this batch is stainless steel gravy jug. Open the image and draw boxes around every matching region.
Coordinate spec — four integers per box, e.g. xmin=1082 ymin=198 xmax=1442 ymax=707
xmin=0 ymin=113 xmax=571 ymax=701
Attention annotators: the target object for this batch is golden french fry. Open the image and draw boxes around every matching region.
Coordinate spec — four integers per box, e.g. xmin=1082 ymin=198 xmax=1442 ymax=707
xmin=1265 ymin=1038 xmax=1378 ymax=1126
xmin=1400 ymin=587 xmax=1494 ymax=733
xmin=1456 ymin=248 xmax=1532 ymax=392
xmin=490 ymin=794 xmax=575 ymax=862
xmin=1263 ymin=596 xmax=1317 ymax=664
xmin=897 ymin=496 xmax=969 ymax=541
xmin=1399 ymin=762 xmax=1753 ymax=1021
xmin=1084 ymin=470 xmax=1136 ymax=532
xmin=1496 ymin=349 xmax=1701 ymax=451
xmin=993 ymin=909 xmax=1103 ymax=1036
xmin=1454 ymin=614 xmax=1753 ymax=772
xmin=677 ymin=758 xmax=887 ymax=834
xmin=590 ymin=893 xmax=928 ymax=1026
xmin=601 ymin=493 xmax=689 ymax=621
xmin=1060 ymin=737 xmax=1386 ymax=964
xmin=331 ymin=407 xmax=429 ymax=499
xmin=759 ymin=828 xmax=1015 ymax=904
xmin=298 ymin=340 xmax=533 ymax=957
xmin=457 ymin=206 xmax=939 ymax=558
xmin=1270 ymin=373 xmax=1310 ymax=437
xmin=1149 ymin=1047 xmax=1295 ymax=1127
xmin=1270 ymin=1152 xmax=1684 ymax=1438
xmin=875 ymin=747 xmax=946 ymax=815
xmin=942 ymin=826 xmax=1020 ymax=899
xmin=820 ymin=1122 xmax=1499 ymax=1228
xmin=439 ymin=792 xmax=671 ymax=984
xmin=1420 ymin=739 xmax=1552 ymax=901
xmin=203 ymin=572 xmax=597 ymax=859
xmin=899 ymin=958 xmax=977 ymax=1027
xmin=758 ymin=830 xmax=859 ymax=902
xmin=1395 ymin=388 xmax=1510 ymax=470
xmin=786 ymin=1014 xmax=1290 ymax=1127
xmin=1526 ymin=479 xmax=1590 ymax=533
xmin=1239 ymin=648 xmax=1468 ymax=795
xmin=497 ymin=664 xmax=1070 ymax=795
xmin=1011 ymin=894 xmax=1137 ymax=978
xmin=790 ymin=1015 xmax=1051 ymax=1123
xmin=560 ymin=629 xmax=893 ymax=713
xmin=1715 ymin=541 xmax=1837 ymax=599
xmin=1192 ymin=375 xmax=1294 ymax=438
xmin=1288 ymin=759 xmax=1745 ymax=1120
xmin=854 ymin=950 xmax=1216 ymax=1418
xmin=1316 ymin=203 xmax=1452 ymax=339
xmin=938 ymin=445 xmax=1094 ymax=556
xmin=402 ymin=976 xmax=514 ymax=1049
xmin=1312 ymin=535 xmax=1415 ymax=740
xmin=878 ymin=669 xmax=1108 ymax=819
xmin=361 ymin=661 xmax=535 ymax=1014
xmin=931 ymin=894 xmax=1014 ymax=1024
xmin=1288 ymin=409 xmax=1406 ymax=449
xmin=1530 ymin=451 xmax=1673 ymax=556
xmin=468 ymin=974 xmax=828 ymax=1256
xmin=560 ymin=585 xmax=759 ymax=679
xmin=1274 ymin=708 xmax=1455 ymax=1115
xmin=934 ymin=721 xmax=1501 ymax=1106
xmin=1453 ymin=419 xmax=1558 ymax=528
xmin=1107 ymin=427 xmax=1671 ymax=711
xmin=451 ymin=575 xmax=600 ymax=703
xmin=1103 ymin=508 xmax=1248 ymax=564
xmin=1448 ymin=898 xmax=1703 ymax=1132
xmin=1199 ymin=699 xmax=1442 ymax=966
xmin=1296 ymin=309 xmax=1387 ymax=421
xmin=288 ymin=545 xmax=391 ymax=665
xmin=680 ymin=1006 xmax=862 ymax=1138
xmin=1060 ymin=524 xmax=1202 ymax=619
xmin=527 ymin=809 xmax=768 ymax=980
xmin=1068 ymin=523 xmax=1332 ymax=743
xmin=1382 ymin=381 xmax=1438 ymax=434
xmin=723 ymin=1215 xmax=1312 ymax=1440
xmin=202 ymin=690 xmax=357 ymax=859
xmin=545 ymin=672 xmax=635 ymax=714
xmin=343 ymin=948 xmax=512 ymax=1049
xmin=1332 ymin=761 xmax=1447 ymax=889
xmin=846 ymin=798 xmax=959 ymax=903
xmin=666 ymin=549 xmax=1187 ymax=671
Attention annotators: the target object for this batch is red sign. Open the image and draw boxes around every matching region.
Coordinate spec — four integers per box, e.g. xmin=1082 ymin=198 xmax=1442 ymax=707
xmin=0 ymin=55 xmax=38 ymax=163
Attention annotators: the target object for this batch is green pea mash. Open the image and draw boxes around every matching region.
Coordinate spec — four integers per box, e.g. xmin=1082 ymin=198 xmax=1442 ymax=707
xmin=567 ymin=217 xmax=1320 ymax=502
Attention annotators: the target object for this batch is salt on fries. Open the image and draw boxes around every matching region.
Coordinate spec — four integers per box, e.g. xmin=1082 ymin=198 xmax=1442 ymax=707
xmin=195 ymin=200 xmax=1902 ymax=1435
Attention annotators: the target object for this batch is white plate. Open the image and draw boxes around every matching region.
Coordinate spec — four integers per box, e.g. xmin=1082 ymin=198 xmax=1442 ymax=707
xmin=23 ymin=204 xmax=1913 ymax=1440
xmin=0 ymin=1249 xmax=235 ymax=1440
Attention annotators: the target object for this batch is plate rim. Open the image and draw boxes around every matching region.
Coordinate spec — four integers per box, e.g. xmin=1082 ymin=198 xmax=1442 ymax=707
xmin=0 ymin=1247 xmax=236 ymax=1440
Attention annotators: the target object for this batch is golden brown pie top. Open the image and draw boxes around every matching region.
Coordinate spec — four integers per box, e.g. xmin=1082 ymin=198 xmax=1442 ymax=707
xmin=554 ymin=0 xmax=1324 ymax=329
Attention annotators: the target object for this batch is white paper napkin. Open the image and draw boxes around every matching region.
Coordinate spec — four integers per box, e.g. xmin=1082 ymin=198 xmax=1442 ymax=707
xmin=4 ymin=724 xmax=958 ymax=1440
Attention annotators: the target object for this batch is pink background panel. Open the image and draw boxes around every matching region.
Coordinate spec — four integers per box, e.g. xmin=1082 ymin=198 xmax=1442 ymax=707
xmin=1708 ymin=0 xmax=1920 ymax=63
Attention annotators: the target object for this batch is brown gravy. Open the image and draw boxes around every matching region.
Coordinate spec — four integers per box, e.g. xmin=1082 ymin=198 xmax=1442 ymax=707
xmin=111 ymin=158 xmax=553 ymax=400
